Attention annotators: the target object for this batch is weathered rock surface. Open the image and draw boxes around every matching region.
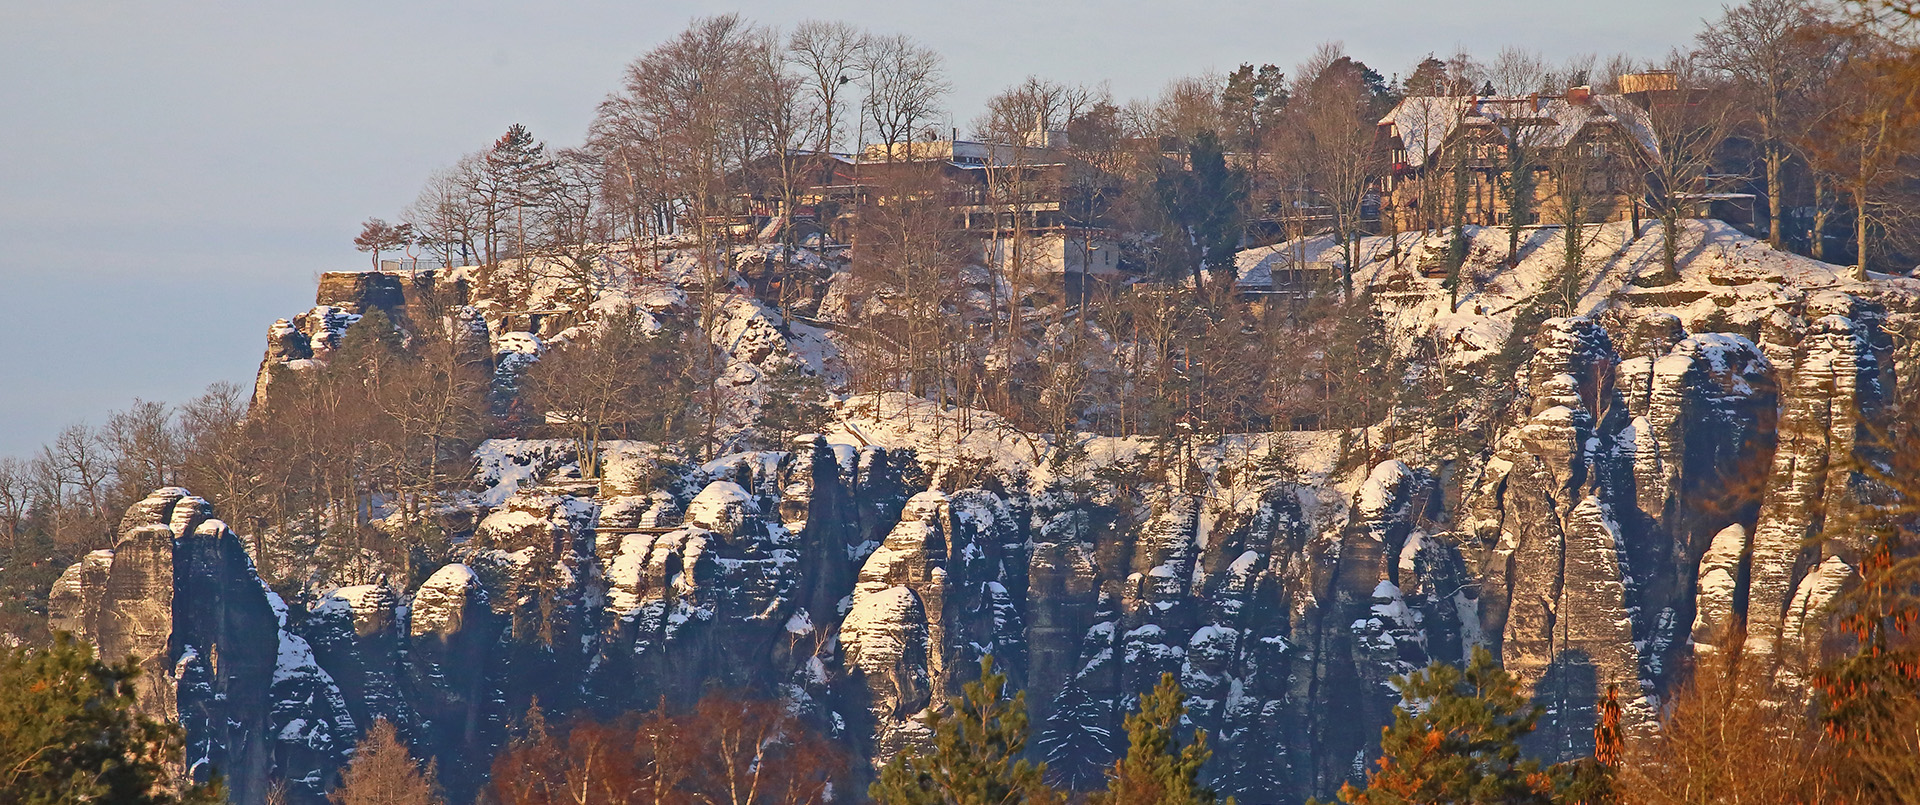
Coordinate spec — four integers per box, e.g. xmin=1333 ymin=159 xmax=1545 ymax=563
xmin=53 ymin=489 xmax=280 ymax=804
xmin=62 ymin=229 xmax=1920 ymax=803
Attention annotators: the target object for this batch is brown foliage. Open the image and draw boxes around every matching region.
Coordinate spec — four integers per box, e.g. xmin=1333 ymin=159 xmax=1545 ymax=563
xmin=330 ymin=719 xmax=443 ymax=805
xmin=490 ymin=692 xmax=846 ymax=805
xmin=1616 ymin=644 xmax=1837 ymax=805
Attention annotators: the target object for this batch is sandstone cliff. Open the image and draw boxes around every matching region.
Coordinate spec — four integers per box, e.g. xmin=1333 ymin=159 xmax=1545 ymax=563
xmin=55 ymin=220 xmax=1920 ymax=802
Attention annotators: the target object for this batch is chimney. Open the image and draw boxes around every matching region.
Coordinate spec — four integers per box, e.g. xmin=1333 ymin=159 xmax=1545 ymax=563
xmin=1567 ymin=85 xmax=1592 ymax=105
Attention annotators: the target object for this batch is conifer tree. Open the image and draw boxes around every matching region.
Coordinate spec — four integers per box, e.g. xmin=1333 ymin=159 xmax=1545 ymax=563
xmin=757 ymin=363 xmax=833 ymax=449
xmin=1037 ymin=681 xmax=1117 ymax=792
xmin=1320 ymin=647 xmax=1560 ymax=805
xmin=329 ymin=718 xmax=443 ymax=805
xmin=870 ymin=656 xmax=1061 ymax=805
xmin=1090 ymin=672 xmax=1229 ymax=805
xmin=1152 ymin=131 xmax=1248 ymax=300
xmin=0 ymin=634 xmax=224 ymax=805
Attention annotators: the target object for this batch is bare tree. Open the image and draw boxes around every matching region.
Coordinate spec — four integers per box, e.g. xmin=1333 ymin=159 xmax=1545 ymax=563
xmin=520 ymin=312 xmax=687 ymax=477
xmin=1697 ymin=0 xmax=1847 ymax=248
xmin=851 ymin=165 xmax=966 ymax=400
xmin=1635 ymin=57 xmax=1739 ymax=284
xmin=1617 ymin=642 xmax=1838 ymax=804
xmin=974 ymin=76 xmax=1099 ymax=144
xmin=857 ymin=33 xmax=948 ymax=160
xmin=1482 ymin=53 xmax=1552 ymax=265
xmin=687 ymin=694 xmax=845 ymax=805
xmin=1801 ymin=27 xmax=1920 ymax=277
xmin=585 ymin=100 xmax=675 ymax=255
xmin=788 ymin=20 xmax=867 ymax=154
xmin=742 ymin=29 xmax=814 ymax=277
xmin=534 ymin=147 xmax=617 ymax=306
xmin=0 ymin=457 xmax=28 ymax=551
xmin=1134 ymin=74 xmax=1224 ymax=143
xmin=1295 ymin=44 xmax=1388 ymax=295
xmin=972 ymin=77 xmax=1104 ymax=388
xmin=597 ymin=16 xmax=788 ymax=462
xmin=1485 ymin=46 xmax=1550 ymax=95
xmin=178 ymin=382 xmax=270 ymax=558
xmin=101 ymin=399 xmax=179 ymax=504
xmin=403 ymin=160 xmax=485 ymax=268
xmin=1542 ymin=121 xmax=1632 ymax=311
xmin=37 ymin=424 xmax=113 ymax=552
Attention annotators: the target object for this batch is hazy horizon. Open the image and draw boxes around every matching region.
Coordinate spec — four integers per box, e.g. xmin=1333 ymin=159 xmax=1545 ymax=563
xmin=0 ymin=0 xmax=1725 ymax=455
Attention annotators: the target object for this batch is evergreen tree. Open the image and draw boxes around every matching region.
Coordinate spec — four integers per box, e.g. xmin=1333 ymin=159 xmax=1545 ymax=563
xmin=757 ymin=363 xmax=834 ymax=449
xmin=332 ymin=308 xmax=408 ymax=376
xmin=485 ymin=123 xmax=558 ymax=263
xmin=1037 ymin=681 xmax=1117 ymax=792
xmin=329 ymin=718 xmax=443 ymax=805
xmin=1090 ymin=672 xmax=1229 ymax=805
xmin=1220 ymin=64 xmax=1287 ymax=152
xmin=1319 ymin=647 xmax=1561 ymax=805
xmin=871 ymin=656 xmax=1062 ymax=805
xmin=1152 ymin=131 xmax=1247 ymax=299
xmin=1401 ymin=55 xmax=1458 ymax=96
xmin=0 ymin=634 xmax=223 ymax=805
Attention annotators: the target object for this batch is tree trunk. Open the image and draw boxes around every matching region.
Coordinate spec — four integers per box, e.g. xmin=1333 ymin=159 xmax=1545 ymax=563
xmin=1765 ymin=144 xmax=1786 ymax=249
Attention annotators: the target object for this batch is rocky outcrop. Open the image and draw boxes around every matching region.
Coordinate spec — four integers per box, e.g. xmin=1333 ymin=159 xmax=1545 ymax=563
xmin=74 ymin=224 xmax=1920 ymax=805
xmin=407 ymin=563 xmax=502 ymax=802
xmin=843 ymin=490 xmax=949 ymax=760
xmin=314 ymin=270 xmax=471 ymax=333
xmin=1743 ymin=297 xmax=1891 ymax=666
xmin=48 ymin=549 xmax=113 ymax=642
xmin=53 ymin=489 xmax=281 ymax=804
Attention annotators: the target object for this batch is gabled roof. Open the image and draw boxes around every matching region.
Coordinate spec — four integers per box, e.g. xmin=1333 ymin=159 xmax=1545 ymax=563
xmin=1380 ymin=93 xmax=1660 ymax=168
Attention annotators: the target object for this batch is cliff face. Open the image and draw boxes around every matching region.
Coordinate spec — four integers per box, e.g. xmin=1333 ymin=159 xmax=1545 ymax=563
xmin=51 ymin=489 xmax=281 ymax=804
xmin=56 ymin=222 xmax=1920 ymax=803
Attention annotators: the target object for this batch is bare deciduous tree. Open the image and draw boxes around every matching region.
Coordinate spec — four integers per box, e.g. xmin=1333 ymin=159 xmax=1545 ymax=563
xmin=1635 ymin=57 xmax=1739 ymax=284
xmin=1697 ymin=0 xmax=1847 ymax=248
xmin=519 ymin=312 xmax=687 ymax=477
xmin=858 ymin=33 xmax=948 ymax=160
xmin=1294 ymin=44 xmax=1388 ymax=295
xmin=788 ymin=20 xmax=867 ymax=154
xmin=403 ymin=160 xmax=485 ymax=268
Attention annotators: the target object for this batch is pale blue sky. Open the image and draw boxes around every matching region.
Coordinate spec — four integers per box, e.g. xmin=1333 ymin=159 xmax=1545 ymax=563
xmin=0 ymin=0 xmax=1724 ymax=455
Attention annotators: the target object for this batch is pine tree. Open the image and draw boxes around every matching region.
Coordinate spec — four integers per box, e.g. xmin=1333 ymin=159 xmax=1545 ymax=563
xmin=1319 ymin=646 xmax=1560 ymax=805
xmin=332 ymin=308 xmax=407 ymax=375
xmin=1221 ymin=64 xmax=1287 ymax=152
xmin=1090 ymin=672 xmax=1230 ymax=805
xmin=870 ymin=656 xmax=1062 ymax=805
xmin=0 ymin=634 xmax=224 ymax=805
xmin=485 ymin=123 xmax=558 ymax=263
xmin=329 ymin=718 xmax=443 ymax=805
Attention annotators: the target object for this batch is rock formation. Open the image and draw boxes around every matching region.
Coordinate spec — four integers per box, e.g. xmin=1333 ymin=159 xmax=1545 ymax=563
xmin=54 ymin=225 xmax=1920 ymax=803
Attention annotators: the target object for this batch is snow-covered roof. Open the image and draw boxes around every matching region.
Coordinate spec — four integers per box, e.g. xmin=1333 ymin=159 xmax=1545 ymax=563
xmin=1380 ymin=96 xmax=1470 ymax=169
xmin=1382 ymin=93 xmax=1660 ymax=168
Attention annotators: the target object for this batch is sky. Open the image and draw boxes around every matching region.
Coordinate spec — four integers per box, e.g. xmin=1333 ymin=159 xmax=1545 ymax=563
xmin=0 ymin=0 xmax=1728 ymax=456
